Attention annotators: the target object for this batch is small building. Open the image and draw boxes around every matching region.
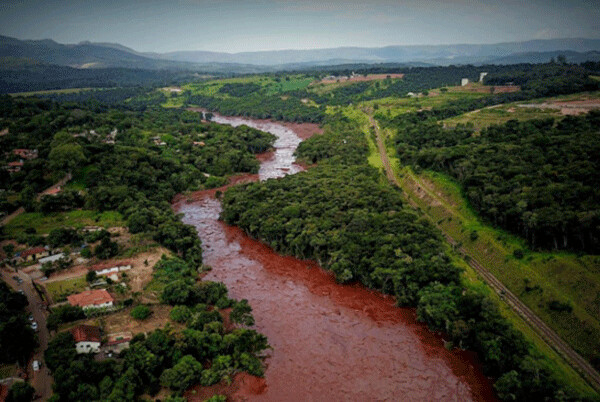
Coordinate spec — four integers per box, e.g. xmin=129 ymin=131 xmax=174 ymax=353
xmin=12 ymin=149 xmax=38 ymax=160
xmin=67 ymin=289 xmax=114 ymax=310
xmin=90 ymin=261 xmax=132 ymax=277
xmin=461 ymin=78 xmax=469 ymax=86
xmin=38 ymin=253 xmax=66 ymax=265
xmin=6 ymin=161 xmax=24 ymax=173
xmin=69 ymin=325 xmax=101 ymax=354
xmin=479 ymin=72 xmax=488 ymax=83
xmin=105 ymin=332 xmax=132 ymax=354
xmin=20 ymin=247 xmax=49 ymax=262
xmin=44 ymin=186 xmax=61 ymax=196
xmin=193 ymin=141 xmax=205 ymax=146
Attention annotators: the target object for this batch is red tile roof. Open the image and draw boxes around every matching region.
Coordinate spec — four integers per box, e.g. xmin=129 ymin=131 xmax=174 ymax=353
xmin=21 ymin=247 xmax=47 ymax=257
xmin=69 ymin=325 xmax=101 ymax=343
xmin=67 ymin=289 xmax=114 ymax=308
xmin=8 ymin=161 xmax=24 ymax=167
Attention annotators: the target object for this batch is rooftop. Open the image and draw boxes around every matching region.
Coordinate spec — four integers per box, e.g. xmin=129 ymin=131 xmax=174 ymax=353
xmin=20 ymin=247 xmax=47 ymax=257
xmin=69 ymin=325 xmax=101 ymax=343
xmin=67 ymin=289 xmax=114 ymax=308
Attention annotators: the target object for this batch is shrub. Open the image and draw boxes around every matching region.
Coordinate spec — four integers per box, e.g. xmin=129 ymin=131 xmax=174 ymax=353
xmin=130 ymin=305 xmax=152 ymax=320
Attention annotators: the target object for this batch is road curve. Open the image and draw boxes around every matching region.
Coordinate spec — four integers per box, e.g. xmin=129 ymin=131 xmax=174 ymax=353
xmin=366 ymin=112 xmax=600 ymax=392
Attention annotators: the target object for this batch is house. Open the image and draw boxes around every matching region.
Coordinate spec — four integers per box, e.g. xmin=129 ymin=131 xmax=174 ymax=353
xmin=12 ymin=149 xmax=38 ymax=160
xmin=82 ymin=226 xmax=102 ymax=233
xmin=193 ymin=141 xmax=205 ymax=146
xmin=44 ymin=186 xmax=61 ymax=196
xmin=69 ymin=325 xmax=101 ymax=354
xmin=38 ymin=253 xmax=66 ymax=265
xmin=105 ymin=331 xmax=132 ymax=354
xmin=20 ymin=247 xmax=49 ymax=262
xmin=67 ymin=289 xmax=114 ymax=310
xmin=90 ymin=261 xmax=132 ymax=276
xmin=6 ymin=161 xmax=24 ymax=173
xmin=461 ymin=78 xmax=469 ymax=86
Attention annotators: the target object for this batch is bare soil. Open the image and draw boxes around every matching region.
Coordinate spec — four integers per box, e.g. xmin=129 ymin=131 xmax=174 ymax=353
xmin=85 ymin=304 xmax=175 ymax=334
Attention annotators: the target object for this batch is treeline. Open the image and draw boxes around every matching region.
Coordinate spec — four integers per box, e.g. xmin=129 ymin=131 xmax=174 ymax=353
xmin=0 ymin=281 xmax=37 ymax=366
xmin=389 ymin=112 xmax=600 ymax=253
xmin=45 ymin=257 xmax=268 ymax=401
xmin=187 ymin=92 xmax=325 ymax=123
xmin=220 ymin=114 xmax=588 ymax=400
xmin=0 ymin=62 xmax=197 ymax=94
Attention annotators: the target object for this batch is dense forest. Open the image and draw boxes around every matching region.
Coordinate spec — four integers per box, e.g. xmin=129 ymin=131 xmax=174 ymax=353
xmin=44 ymin=257 xmax=268 ymax=401
xmin=387 ymin=112 xmax=600 ymax=253
xmin=220 ymin=113 xmax=587 ymax=400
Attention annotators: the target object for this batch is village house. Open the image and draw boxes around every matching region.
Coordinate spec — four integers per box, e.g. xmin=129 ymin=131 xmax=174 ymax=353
xmin=69 ymin=325 xmax=101 ymax=354
xmin=90 ymin=261 xmax=133 ymax=277
xmin=6 ymin=161 xmax=24 ymax=173
xmin=44 ymin=186 xmax=61 ymax=196
xmin=193 ymin=141 xmax=205 ymax=146
xmin=12 ymin=149 xmax=38 ymax=160
xmin=67 ymin=289 xmax=114 ymax=310
xmin=38 ymin=253 xmax=66 ymax=265
xmin=20 ymin=247 xmax=49 ymax=262
xmin=105 ymin=332 xmax=132 ymax=354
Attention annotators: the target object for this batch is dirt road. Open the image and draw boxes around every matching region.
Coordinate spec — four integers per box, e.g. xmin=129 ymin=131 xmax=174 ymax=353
xmin=366 ymin=112 xmax=600 ymax=392
xmin=1 ymin=269 xmax=53 ymax=400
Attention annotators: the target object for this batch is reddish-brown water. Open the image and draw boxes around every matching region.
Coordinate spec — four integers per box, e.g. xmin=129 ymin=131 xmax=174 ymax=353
xmin=176 ymin=115 xmax=495 ymax=401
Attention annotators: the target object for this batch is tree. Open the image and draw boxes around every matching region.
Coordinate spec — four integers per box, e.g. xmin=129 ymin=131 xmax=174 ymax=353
xmin=160 ymin=355 xmax=202 ymax=391
xmin=130 ymin=305 xmax=152 ymax=320
xmin=94 ymin=237 xmax=118 ymax=260
xmin=6 ymin=382 xmax=35 ymax=402
xmin=49 ymin=143 xmax=87 ymax=172
xmin=169 ymin=305 xmax=192 ymax=323
xmin=230 ymin=299 xmax=255 ymax=326
xmin=86 ymin=270 xmax=98 ymax=283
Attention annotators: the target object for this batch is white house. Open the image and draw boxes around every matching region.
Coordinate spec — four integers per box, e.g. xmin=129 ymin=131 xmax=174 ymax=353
xmin=69 ymin=325 xmax=101 ymax=354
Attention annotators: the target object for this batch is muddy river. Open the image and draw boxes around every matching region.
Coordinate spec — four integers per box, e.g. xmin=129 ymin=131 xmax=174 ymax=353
xmin=175 ymin=115 xmax=495 ymax=401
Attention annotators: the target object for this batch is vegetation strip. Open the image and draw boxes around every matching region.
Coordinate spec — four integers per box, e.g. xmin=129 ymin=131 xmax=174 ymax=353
xmin=367 ymin=111 xmax=600 ymax=392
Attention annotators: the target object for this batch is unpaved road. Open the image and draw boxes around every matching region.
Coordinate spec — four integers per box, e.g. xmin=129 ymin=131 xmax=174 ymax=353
xmin=366 ymin=112 xmax=600 ymax=392
xmin=1 ymin=268 xmax=53 ymax=400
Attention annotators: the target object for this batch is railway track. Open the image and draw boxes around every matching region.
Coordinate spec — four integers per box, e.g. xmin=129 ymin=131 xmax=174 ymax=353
xmin=367 ymin=113 xmax=600 ymax=392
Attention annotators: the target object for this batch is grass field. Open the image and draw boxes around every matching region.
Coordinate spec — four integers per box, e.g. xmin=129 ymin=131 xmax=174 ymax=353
xmin=0 ymin=364 xmax=17 ymax=379
xmin=5 ymin=210 xmax=124 ymax=237
xmin=362 ymin=90 xmax=490 ymax=118
xmin=443 ymin=91 xmax=600 ymax=129
xmin=46 ymin=277 xmax=88 ymax=303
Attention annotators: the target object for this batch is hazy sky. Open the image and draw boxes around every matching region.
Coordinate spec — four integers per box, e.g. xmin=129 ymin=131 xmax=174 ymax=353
xmin=1 ymin=0 xmax=599 ymax=53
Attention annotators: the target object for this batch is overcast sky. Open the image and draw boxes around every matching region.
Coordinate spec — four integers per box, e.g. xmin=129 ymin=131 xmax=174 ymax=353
xmin=1 ymin=0 xmax=599 ymax=53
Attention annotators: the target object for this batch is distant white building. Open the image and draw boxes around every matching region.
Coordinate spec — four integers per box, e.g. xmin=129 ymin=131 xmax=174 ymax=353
xmin=461 ymin=78 xmax=469 ymax=86
xmin=479 ymin=72 xmax=488 ymax=82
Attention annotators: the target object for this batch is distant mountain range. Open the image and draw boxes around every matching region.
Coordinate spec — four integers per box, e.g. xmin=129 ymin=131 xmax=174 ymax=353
xmin=1 ymin=35 xmax=600 ymax=72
